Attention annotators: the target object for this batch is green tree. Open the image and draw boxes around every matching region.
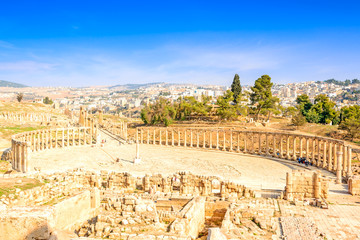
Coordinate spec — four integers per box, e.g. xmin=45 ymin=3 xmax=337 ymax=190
xmin=231 ymin=74 xmax=242 ymax=104
xmin=43 ymin=97 xmax=53 ymax=105
xmin=250 ymin=75 xmax=279 ymax=120
xmin=291 ymin=111 xmax=307 ymax=127
xmin=339 ymin=105 xmax=360 ymax=123
xmin=305 ymin=108 xmax=320 ymax=123
xmin=283 ymin=106 xmax=297 ymax=118
xmin=339 ymin=118 xmax=360 ymax=140
xmin=140 ymin=98 xmax=176 ymax=126
xmin=216 ymin=90 xmax=238 ymax=120
xmin=16 ymin=93 xmax=23 ymax=102
xmin=296 ymin=94 xmax=313 ymax=116
xmin=311 ymin=94 xmax=338 ymax=124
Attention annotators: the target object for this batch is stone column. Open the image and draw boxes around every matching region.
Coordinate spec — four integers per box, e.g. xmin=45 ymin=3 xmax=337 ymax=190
xmin=223 ymin=131 xmax=226 ymax=151
xmin=305 ymin=137 xmax=309 ymax=160
xmin=317 ymin=139 xmax=321 ymax=167
xmin=336 ymin=150 xmax=343 ymax=184
xmin=251 ymin=132 xmax=254 ymax=154
xmin=77 ymin=128 xmax=81 ymax=146
xmin=258 ymin=133 xmax=261 ymax=155
xmin=184 ymin=129 xmax=187 ymax=148
xmin=347 ymin=146 xmax=352 ymax=176
xmin=37 ymin=131 xmax=40 ymax=151
xmin=293 ymin=137 xmax=297 ymax=160
xmin=72 ymin=128 xmax=75 ymax=146
xmin=216 ymin=130 xmax=219 ymax=150
xmin=98 ymin=110 xmax=103 ymax=125
xmin=83 ymin=128 xmax=87 ymax=145
xmin=237 ymin=132 xmax=240 ymax=152
xmin=328 ymin=142 xmax=333 ymax=171
xmin=190 ymin=130 xmax=193 ymax=147
xmin=229 ymin=130 xmax=233 ymax=152
xmin=165 ymin=129 xmax=168 ymax=146
xmin=20 ymin=144 xmax=25 ymax=172
xmin=67 ymin=129 xmax=70 ymax=147
xmin=147 ymin=129 xmax=150 ymax=144
xmin=203 ymin=131 xmax=206 ymax=148
xmin=61 ymin=128 xmax=65 ymax=147
xmin=209 ymin=131 xmax=212 ymax=149
xmin=299 ymin=137 xmax=303 ymax=158
xmin=279 ymin=135 xmax=283 ymax=158
xmin=159 ymin=129 xmax=162 ymax=145
xmin=141 ymin=129 xmax=144 ymax=144
xmin=178 ymin=129 xmax=181 ymax=147
xmin=342 ymin=145 xmax=347 ymax=176
xmin=153 ymin=129 xmax=156 ymax=145
xmin=196 ymin=131 xmax=199 ymax=148
xmin=286 ymin=135 xmax=290 ymax=159
xmin=333 ymin=143 xmax=337 ymax=171
xmin=25 ymin=142 xmax=31 ymax=173
xmin=172 ymin=129 xmax=175 ymax=146
xmin=244 ymin=132 xmax=247 ymax=153
xmin=322 ymin=141 xmax=327 ymax=169
xmin=273 ymin=134 xmax=276 ymax=157
xmin=312 ymin=138 xmax=316 ymax=165
xmin=265 ymin=133 xmax=269 ymax=155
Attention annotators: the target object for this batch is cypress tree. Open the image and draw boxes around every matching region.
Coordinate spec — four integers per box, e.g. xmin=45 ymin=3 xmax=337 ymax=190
xmin=231 ymin=74 xmax=242 ymax=104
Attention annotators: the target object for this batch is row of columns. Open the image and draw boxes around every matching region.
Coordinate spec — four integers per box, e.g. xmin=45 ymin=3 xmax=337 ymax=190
xmin=0 ymin=112 xmax=51 ymax=122
xmin=137 ymin=128 xmax=352 ymax=179
xmin=11 ymin=127 xmax=96 ymax=173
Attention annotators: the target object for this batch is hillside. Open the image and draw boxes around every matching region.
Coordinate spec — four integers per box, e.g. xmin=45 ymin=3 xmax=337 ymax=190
xmin=0 ymin=80 xmax=28 ymax=88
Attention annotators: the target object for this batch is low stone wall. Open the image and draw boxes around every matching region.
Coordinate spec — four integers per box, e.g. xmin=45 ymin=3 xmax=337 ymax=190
xmin=11 ymin=127 xmax=96 ymax=173
xmin=348 ymin=176 xmax=360 ymax=195
xmin=53 ymin=189 xmax=100 ymax=230
xmin=284 ymin=170 xmax=329 ymax=201
xmin=69 ymin=170 xmax=255 ymax=199
xmin=137 ymin=127 xmax=353 ymax=181
xmin=0 ymin=188 xmax=100 ymax=240
xmin=169 ymin=197 xmax=206 ymax=239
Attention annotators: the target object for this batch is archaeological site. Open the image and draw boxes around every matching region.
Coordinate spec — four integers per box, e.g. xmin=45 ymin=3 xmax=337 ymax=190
xmin=0 ymin=105 xmax=360 ymax=240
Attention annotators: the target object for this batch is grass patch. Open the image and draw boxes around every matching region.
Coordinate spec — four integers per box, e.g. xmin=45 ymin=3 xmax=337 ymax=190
xmin=0 ymin=179 xmax=43 ymax=197
xmin=0 ymin=125 xmax=48 ymax=139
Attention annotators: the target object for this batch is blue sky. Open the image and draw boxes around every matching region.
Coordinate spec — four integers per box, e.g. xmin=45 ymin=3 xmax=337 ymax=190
xmin=0 ymin=0 xmax=360 ymax=87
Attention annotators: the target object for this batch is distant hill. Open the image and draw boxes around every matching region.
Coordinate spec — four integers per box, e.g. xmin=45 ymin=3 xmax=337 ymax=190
xmin=0 ymin=80 xmax=28 ymax=88
xmin=110 ymin=82 xmax=165 ymax=90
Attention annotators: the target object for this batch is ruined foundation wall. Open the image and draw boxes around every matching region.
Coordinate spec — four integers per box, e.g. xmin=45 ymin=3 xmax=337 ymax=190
xmin=0 ymin=208 xmax=53 ymax=240
xmin=169 ymin=197 xmax=205 ymax=239
xmin=53 ymin=189 xmax=100 ymax=230
xmin=284 ymin=170 xmax=329 ymax=201
xmin=348 ymin=176 xmax=360 ymax=195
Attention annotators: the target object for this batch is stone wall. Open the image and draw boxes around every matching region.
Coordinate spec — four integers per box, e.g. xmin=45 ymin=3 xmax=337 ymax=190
xmin=10 ymin=127 xmax=96 ymax=173
xmin=53 ymin=189 xmax=100 ymax=230
xmin=284 ymin=170 xmax=329 ymax=201
xmin=66 ymin=170 xmax=255 ymax=199
xmin=348 ymin=176 xmax=360 ymax=195
xmin=0 ymin=188 xmax=99 ymax=240
xmin=137 ymin=127 xmax=353 ymax=181
xmin=169 ymin=197 xmax=206 ymax=239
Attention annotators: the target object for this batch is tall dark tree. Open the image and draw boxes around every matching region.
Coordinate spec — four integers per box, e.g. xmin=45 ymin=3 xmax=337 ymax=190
xmin=16 ymin=93 xmax=23 ymax=102
xmin=230 ymin=74 xmax=242 ymax=104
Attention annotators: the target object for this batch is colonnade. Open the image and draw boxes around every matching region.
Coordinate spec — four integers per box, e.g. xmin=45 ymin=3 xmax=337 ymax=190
xmin=0 ymin=112 xmax=51 ymax=122
xmin=136 ymin=127 xmax=352 ymax=179
xmin=11 ymin=127 xmax=95 ymax=173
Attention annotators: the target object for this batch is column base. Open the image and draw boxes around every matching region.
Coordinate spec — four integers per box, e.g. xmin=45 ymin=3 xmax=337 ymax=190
xmin=134 ymin=158 xmax=141 ymax=164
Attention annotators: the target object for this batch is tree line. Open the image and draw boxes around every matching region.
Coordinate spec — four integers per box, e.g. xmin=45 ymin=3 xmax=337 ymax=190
xmin=141 ymin=74 xmax=279 ymax=125
xmin=140 ymin=74 xmax=360 ymax=141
